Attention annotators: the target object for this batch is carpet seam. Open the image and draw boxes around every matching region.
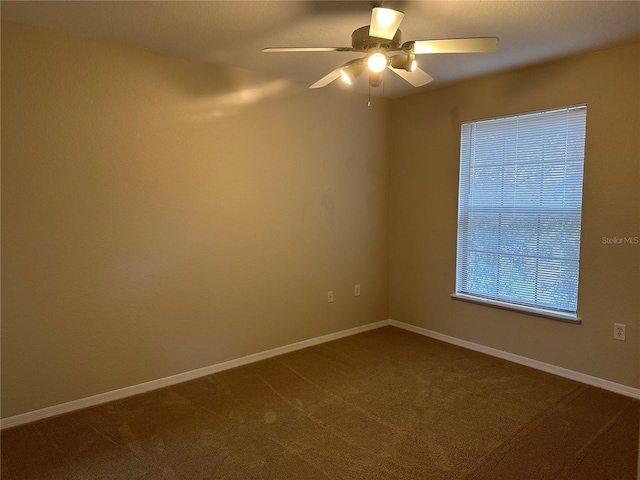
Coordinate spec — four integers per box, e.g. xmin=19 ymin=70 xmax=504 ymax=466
xmin=464 ymin=384 xmax=591 ymax=479
xmin=254 ymin=372 xmax=408 ymax=480
xmin=558 ymin=397 xmax=640 ymax=478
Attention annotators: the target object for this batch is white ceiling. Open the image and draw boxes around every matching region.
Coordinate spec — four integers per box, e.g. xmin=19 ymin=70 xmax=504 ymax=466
xmin=2 ymin=1 xmax=639 ymax=98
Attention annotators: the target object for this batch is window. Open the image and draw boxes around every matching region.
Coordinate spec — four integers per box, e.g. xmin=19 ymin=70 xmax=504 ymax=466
xmin=454 ymin=105 xmax=587 ymax=321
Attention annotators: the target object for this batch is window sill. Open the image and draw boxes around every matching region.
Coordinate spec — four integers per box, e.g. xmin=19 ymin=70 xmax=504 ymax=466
xmin=450 ymin=293 xmax=581 ymax=324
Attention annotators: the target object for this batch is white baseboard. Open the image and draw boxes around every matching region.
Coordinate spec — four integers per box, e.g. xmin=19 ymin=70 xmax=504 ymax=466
xmin=3 ymin=318 xmax=637 ymax=430
xmin=0 ymin=320 xmax=388 ymax=430
xmin=389 ymin=319 xmax=640 ymax=400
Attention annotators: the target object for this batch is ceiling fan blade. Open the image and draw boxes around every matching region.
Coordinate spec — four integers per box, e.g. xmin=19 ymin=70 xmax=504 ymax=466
xmin=262 ymin=47 xmax=354 ymax=53
xmin=309 ymin=59 xmax=361 ymax=89
xmin=389 ymin=66 xmax=434 ymax=87
xmin=406 ymin=37 xmax=500 ymax=54
xmin=369 ymin=7 xmax=405 ymax=40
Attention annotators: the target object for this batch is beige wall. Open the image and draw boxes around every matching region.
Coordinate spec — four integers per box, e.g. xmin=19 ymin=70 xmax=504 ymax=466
xmin=390 ymin=43 xmax=640 ymax=388
xmin=1 ymin=21 xmax=391 ymax=418
xmin=2 ymin=19 xmax=638 ymax=421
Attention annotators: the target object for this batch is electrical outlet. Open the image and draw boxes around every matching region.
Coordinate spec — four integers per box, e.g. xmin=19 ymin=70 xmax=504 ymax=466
xmin=327 ymin=291 xmax=334 ymax=303
xmin=614 ymin=323 xmax=626 ymax=341
xmin=354 ymin=284 xmax=361 ymax=296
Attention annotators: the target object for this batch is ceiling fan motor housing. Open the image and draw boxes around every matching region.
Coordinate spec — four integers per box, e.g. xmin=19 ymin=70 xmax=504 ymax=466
xmin=351 ymin=26 xmax=402 ymax=52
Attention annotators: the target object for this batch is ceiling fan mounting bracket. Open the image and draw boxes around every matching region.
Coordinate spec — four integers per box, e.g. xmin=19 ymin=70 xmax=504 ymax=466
xmin=351 ymin=26 xmax=401 ymax=52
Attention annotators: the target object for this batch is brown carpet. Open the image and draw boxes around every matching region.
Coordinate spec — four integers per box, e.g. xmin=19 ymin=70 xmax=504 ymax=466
xmin=2 ymin=326 xmax=638 ymax=479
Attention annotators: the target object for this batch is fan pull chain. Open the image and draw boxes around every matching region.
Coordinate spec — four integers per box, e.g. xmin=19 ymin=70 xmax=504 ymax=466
xmin=368 ymin=84 xmax=371 ymax=107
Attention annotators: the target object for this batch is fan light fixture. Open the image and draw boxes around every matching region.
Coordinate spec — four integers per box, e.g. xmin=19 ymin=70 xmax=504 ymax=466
xmin=367 ymin=52 xmax=387 ymax=73
xmin=369 ymin=70 xmax=384 ymax=88
xmin=340 ymin=60 xmax=365 ymax=85
xmin=390 ymin=54 xmax=417 ymax=72
xmin=369 ymin=7 xmax=405 ymax=40
xmin=340 ymin=68 xmax=353 ymax=85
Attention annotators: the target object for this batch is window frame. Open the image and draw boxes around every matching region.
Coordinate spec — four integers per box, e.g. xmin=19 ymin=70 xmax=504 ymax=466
xmin=452 ymin=105 xmax=587 ymax=323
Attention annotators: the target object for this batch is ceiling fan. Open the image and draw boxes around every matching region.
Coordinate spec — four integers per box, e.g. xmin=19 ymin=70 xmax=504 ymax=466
xmin=262 ymin=4 xmax=499 ymax=89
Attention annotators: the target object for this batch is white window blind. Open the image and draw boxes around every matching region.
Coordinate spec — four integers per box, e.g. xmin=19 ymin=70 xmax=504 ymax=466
xmin=456 ymin=105 xmax=587 ymax=316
